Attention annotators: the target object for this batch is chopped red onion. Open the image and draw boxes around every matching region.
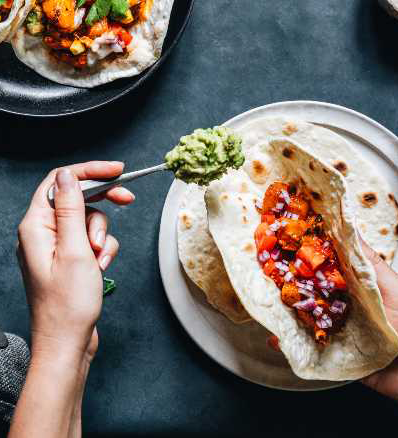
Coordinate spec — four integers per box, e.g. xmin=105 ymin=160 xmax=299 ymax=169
xmin=275 ymin=262 xmax=289 ymax=272
xmin=319 ymin=280 xmax=328 ymax=288
xmin=330 ymin=300 xmax=346 ymax=314
xmin=323 ymin=241 xmax=330 ymax=248
xmin=290 ymin=213 xmax=299 ymax=220
xmin=255 ymin=200 xmax=263 ymax=210
xmin=258 ymin=253 xmax=265 ymax=262
xmin=275 ymin=202 xmax=284 ymax=211
xmin=293 ymin=298 xmax=317 ymax=311
xmin=282 ymin=259 xmax=289 ymax=265
xmin=313 ymin=306 xmax=323 ymax=318
xmin=286 ymin=212 xmax=292 ymax=219
xmin=315 ymin=271 xmax=326 ymax=281
xmin=306 ymin=280 xmax=314 ymax=285
xmin=294 ymin=259 xmax=303 ymax=268
xmin=328 ymin=281 xmax=335 ymax=289
xmin=271 ymin=248 xmax=281 ymax=260
xmin=269 ymin=222 xmax=280 ymax=232
xmin=321 ymin=289 xmax=330 ymax=298
xmin=266 ymin=229 xmax=275 ymax=236
xmin=299 ymin=289 xmax=314 ymax=298
xmin=262 ymin=250 xmax=270 ymax=261
xmin=296 ymin=281 xmax=306 ymax=288
xmin=305 ymin=283 xmax=314 ymax=291
xmin=281 ymin=190 xmax=291 ymax=204
xmin=316 ymin=314 xmax=332 ymax=328
xmin=282 ymin=211 xmax=288 ymax=217
xmin=284 ymin=271 xmax=294 ymax=282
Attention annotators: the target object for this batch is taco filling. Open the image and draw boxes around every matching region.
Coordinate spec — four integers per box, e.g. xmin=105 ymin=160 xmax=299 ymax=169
xmin=254 ymin=181 xmax=349 ymax=345
xmin=0 ymin=0 xmax=13 ymax=22
xmin=23 ymin=0 xmax=152 ymax=68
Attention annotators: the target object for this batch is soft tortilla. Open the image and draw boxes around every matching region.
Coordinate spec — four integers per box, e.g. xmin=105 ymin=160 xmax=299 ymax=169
xmin=11 ymin=0 xmax=174 ymax=87
xmin=206 ymin=138 xmax=398 ymax=381
xmin=178 ymin=185 xmax=251 ymax=324
xmin=178 ymin=117 xmax=398 ymax=325
xmin=0 ymin=0 xmax=31 ymax=43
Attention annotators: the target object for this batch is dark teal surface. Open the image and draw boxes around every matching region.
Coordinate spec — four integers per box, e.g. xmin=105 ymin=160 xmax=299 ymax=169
xmin=1 ymin=0 xmax=398 ymax=436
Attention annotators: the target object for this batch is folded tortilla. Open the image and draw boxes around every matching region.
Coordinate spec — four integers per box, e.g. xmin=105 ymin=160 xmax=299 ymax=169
xmin=0 ymin=0 xmax=32 ymax=43
xmin=205 ymin=138 xmax=398 ymax=381
xmin=11 ymin=0 xmax=174 ymax=87
xmin=178 ymin=117 xmax=398 ymax=327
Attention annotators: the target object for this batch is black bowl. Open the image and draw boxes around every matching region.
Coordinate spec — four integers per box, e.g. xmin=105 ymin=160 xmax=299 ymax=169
xmin=0 ymin=0 xmax=195 ymax=117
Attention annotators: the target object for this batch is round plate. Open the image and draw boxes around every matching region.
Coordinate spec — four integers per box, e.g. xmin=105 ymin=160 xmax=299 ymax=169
xmin=0 ymin=0 xmax=194 ymax=117
xmin=158 ymin=101 xmax=398 ymax=390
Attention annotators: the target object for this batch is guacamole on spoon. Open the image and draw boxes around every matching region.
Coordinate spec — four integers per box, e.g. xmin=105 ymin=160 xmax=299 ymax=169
xmin=165 ymin=127 xmax=245 ymax=186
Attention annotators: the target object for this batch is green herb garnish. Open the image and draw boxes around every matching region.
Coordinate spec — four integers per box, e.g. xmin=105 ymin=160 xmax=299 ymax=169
xmin=103 ymin=277 xmax=116 ymax=296
xmin=85 ymin=0 xmax=129 ymax=26
xmin=77 ymin=0 xmax=87 ymax=8
xmin=0 ymin=0 xmax=6 ymax=7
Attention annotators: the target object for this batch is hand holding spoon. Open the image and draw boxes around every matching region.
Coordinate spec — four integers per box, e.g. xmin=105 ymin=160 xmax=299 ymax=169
xmin=47 ymin=127 xmax=245 ymax=205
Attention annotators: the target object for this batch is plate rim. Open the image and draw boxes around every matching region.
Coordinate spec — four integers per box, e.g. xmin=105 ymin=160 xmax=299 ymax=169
xmin=159 ymin=100 xmax=398 ymax=390
xmin=0 ymin=0 xmax=195 ymax=118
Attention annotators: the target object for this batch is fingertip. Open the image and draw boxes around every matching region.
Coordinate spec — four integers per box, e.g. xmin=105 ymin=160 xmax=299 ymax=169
xmin=106 ymin=187 xmax=135 ymax=205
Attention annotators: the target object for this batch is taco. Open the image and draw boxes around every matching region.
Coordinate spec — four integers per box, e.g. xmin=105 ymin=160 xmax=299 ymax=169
xmin=178 ymin=117 xmax=398 ymax=328
xmin=0 ymin=0 xmax=32 ymax=43
xmin=205 ymin=137 xmax=398 ymax=380
xmin=11 ymin=0 xmax=174 ymax=87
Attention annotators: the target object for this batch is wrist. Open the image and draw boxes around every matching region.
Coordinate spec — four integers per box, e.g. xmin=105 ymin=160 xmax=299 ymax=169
xmin=30 ymin=332 xmax=94 ymax=372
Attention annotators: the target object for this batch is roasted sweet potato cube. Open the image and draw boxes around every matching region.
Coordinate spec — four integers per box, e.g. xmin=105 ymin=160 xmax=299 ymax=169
xmin=278 ymin=219 xmax=308 ymax=250
xmin=262 ymin=182 xmax=289 ymax=213
xmin=286 ymin=195 xmax=309 ymax=219
xmin=42 ymin=0 xmax=76 ymax=32
xmin=297 ymin=236 xmax=330 ymax=271
xmin=296 ymin=309 xmax=315 ymax=329
xmin=281 ymin=283 xmax=301 ymax=307
xmin=324 ymin=266 xmax=347 ymax=290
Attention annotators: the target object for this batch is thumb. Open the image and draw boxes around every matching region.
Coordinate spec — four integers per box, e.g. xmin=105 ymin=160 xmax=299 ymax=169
xmin=54 ymin=168 xmax=90 ymax=256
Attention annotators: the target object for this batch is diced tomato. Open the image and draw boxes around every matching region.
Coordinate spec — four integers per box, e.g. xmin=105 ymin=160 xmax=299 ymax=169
xmin=267 ymin=335 xmax=281 ymax=352
xmin=286 ymin=195 xmax=309 ymax=219
xmin=263 ymin=260 xmax=284 ymax=288
xmin=263 ymin=259 xmax=275 ymax=276
xmin=111 ymin=24 xmax=133 ymax=46
xmin=297 ymin=236 xmax=331 ymax=271
xmin=295 ymin=258 xmax=314 ymax=278
xmin=262 ymin=214 xmax=276 ymax=224
xmin=262 ymin=182 xmax=289 ymax=213
xmin=323 ymin=265 xmax=347 ymax=290
xmin=255 ymin=223 xmax=277 ymax=253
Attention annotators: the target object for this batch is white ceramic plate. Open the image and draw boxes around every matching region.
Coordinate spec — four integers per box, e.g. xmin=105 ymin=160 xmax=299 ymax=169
xmin=158 ymin=101 xmax=398 ymax=391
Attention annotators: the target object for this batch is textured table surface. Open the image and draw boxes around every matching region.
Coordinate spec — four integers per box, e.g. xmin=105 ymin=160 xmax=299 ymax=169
xmin=1 ymin=0 xmax=398 ymax=436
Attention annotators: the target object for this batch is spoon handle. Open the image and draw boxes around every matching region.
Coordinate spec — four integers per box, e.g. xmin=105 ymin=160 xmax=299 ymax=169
xmin=48 ymin=163 xmax=168 ymax=204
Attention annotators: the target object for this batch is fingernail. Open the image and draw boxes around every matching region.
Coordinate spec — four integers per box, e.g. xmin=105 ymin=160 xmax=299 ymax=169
xmin=100 ymin=255 xmax=111 ymax=271
xmin=95 ymin=229 xmax=105 ymax=249
xmin=55 ymin=168 xmax=76 ymax=193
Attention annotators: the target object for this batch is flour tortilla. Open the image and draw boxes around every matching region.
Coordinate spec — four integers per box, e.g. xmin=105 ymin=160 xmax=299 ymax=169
xmin=178 ymin=185 xmax=251 ymax=324
xmin=0 ymin=0 xmax=32 ymax=43
xmin=11 ymin=0 xmax=174 ymax=87
xmin=206 ymin=138 xmax=398 ymax=381
xmin=178 ymin=117 xmax=398 ymax=325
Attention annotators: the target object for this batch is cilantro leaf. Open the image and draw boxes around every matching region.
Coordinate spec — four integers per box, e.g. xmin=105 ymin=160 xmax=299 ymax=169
xmin=103 ymin=277 xmax=116 ymax=296
xmin=77 ymin=0 xmax=87 ymax=8
xmin=0 ymin=0 xmax=6 ymax=6
xmin=85 ymin=0 xmax=129 ymax=26
xmin=110 ymin=0 xmax=128 ymax=20
xmin=85 ymin=0 xmax=112 ymax=26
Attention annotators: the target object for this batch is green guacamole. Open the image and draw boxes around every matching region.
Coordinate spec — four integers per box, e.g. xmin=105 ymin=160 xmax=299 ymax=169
xmin=165 ymin=127 xmax=245 ymax=186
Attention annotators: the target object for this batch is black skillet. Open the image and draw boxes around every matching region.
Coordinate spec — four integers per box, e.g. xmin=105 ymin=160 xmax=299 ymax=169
xmin=0 ymin=0 xmax=194 ymax=117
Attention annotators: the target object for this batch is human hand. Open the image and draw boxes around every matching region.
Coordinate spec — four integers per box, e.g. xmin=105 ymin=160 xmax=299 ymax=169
xmin=17 ymin=161 xmax=134 ymax=364
xmin=360 ymin=237 xmax=398 ymax=400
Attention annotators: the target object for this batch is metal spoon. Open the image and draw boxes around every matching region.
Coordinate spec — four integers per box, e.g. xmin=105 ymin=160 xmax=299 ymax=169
xmin=47 ymin=163 xmax=168 ymax=204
